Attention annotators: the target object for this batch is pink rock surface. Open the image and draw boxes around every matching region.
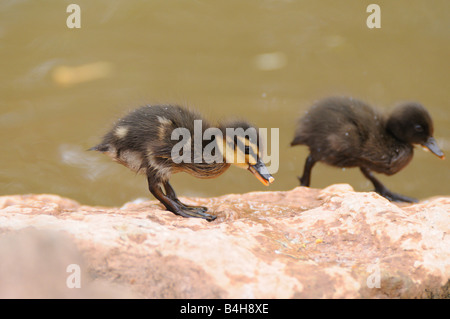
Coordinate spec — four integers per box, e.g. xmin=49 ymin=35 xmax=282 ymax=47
xmin=0 ymin=184 xmax=448 ymax=298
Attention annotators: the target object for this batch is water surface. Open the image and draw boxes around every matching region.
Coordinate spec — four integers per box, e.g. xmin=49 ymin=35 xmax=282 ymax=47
xmin=1 ymin=1 xmax=449 ymax=206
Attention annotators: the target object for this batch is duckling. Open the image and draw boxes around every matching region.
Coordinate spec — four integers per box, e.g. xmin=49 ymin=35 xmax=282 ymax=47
xmin=291 ymin=97 xmax=445 ymax=203
xmin=90 ymin=104 xmax=274 ymax=221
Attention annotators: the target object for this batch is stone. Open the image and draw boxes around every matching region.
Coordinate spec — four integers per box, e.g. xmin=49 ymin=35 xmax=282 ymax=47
xmin=0 ymin=184 xmax=448 ymax=298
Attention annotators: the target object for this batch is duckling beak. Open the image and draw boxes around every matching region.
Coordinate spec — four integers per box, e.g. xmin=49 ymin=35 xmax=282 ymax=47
xmin=248 ymin=159 xmax=275 ymax=186
xmin=422 ymin=136 xmax=445 ymax=159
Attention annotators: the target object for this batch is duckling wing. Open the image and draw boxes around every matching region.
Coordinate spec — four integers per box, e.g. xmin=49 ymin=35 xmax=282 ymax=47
xmin=293 ymin=97 xmax=378 ymax=166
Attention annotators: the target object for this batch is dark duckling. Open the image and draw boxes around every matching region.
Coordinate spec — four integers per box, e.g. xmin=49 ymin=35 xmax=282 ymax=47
xmin=291 ymin=96 xmax=445 ymax=203
xmin=91 ymin=105 xmax=274 ymax=221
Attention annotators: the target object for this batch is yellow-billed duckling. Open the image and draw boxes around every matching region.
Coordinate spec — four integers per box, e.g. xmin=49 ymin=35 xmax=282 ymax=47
xmin=91 ymin=105 xmax=274 ymax=221
xmin=291 ymin=97 xmax=445 ymax=203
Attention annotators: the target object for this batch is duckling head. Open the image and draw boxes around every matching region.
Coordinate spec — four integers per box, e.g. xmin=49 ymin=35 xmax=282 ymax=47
xmin=217 ymin=120 xmax=275 ymax=186
xmin=387 ymin=102 xmax=445 ymax=159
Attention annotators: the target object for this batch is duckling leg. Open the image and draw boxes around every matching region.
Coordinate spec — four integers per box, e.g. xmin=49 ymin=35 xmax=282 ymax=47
xmin=163 ymin=181 xmax=208 ymax=213
xmin=359 ymin=167 xmax=418 ymax=203
xmin=298 ymin=154 xmax=317 ymax=186
xmin=147 ymin=177 xmax=216 ymax=221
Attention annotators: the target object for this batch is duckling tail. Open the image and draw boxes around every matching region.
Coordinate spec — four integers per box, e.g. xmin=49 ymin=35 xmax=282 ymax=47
xmin=290 ymin=136 xmax=304 ymax=146
xmin=87 ymin=143 xmax=109 ymax=152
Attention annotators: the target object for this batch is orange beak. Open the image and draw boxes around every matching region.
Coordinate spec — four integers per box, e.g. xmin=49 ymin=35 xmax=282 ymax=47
xmin=248 ymin=160 xmax=275 ymax=186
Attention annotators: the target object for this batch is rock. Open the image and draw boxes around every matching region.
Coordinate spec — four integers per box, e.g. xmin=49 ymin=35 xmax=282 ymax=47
xmin=0 ymin=184 xmax=448 ymax=298
xmin=0 ymin=228 xmax=136 ymax=298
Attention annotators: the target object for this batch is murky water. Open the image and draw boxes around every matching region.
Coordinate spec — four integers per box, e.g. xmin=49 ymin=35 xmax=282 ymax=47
xmin=1 ymin=0 xmax=449 ymax=207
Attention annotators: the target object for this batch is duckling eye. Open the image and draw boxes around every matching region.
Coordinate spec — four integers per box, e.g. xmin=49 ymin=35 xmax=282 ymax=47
xmin=414 ymin=124 xmax=423 ymax=133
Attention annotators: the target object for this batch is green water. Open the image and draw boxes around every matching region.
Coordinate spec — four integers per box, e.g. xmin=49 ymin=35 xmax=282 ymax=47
xmin=1 ymin=0 xmax=449 ymax=206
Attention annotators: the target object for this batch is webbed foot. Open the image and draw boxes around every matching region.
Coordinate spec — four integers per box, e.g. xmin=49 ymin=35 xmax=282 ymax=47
xmin=376 ymin=189 xmax=418 ymax=203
